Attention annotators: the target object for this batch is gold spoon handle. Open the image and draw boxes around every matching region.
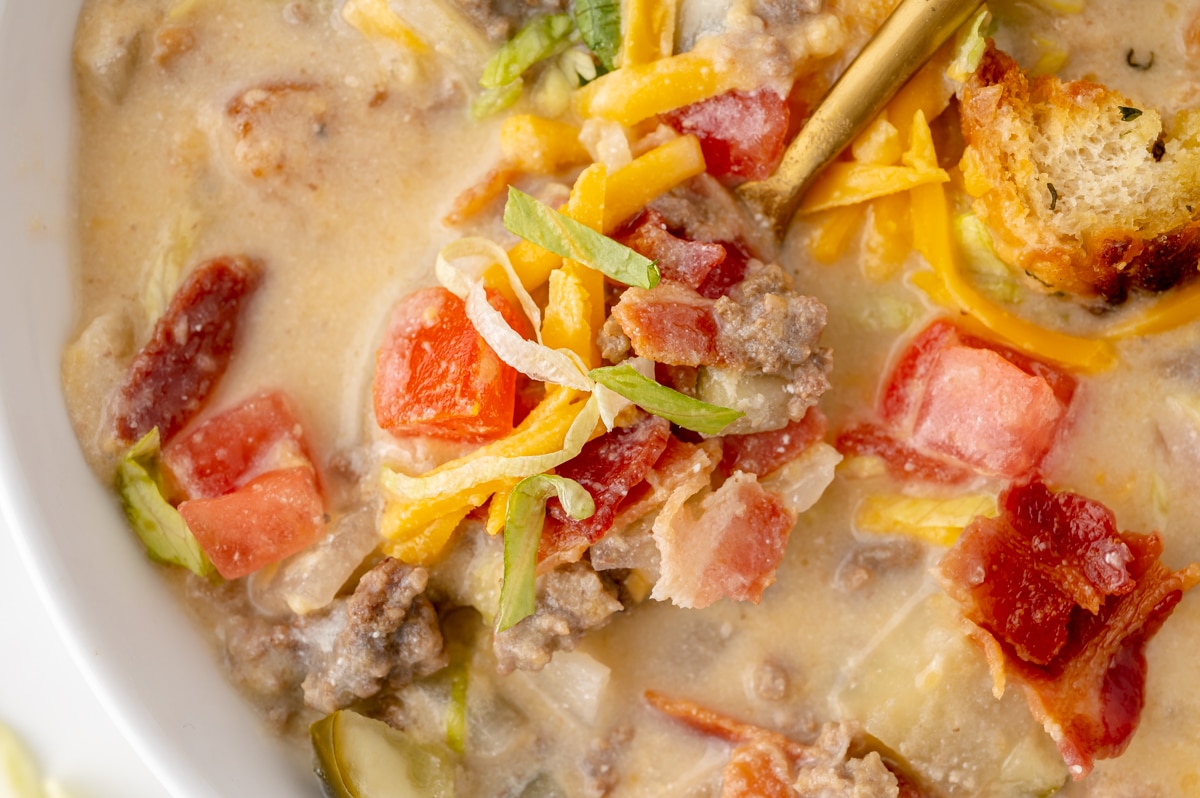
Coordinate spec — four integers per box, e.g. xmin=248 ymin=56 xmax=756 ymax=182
xmin=736 ymin=0 xmax=984 ymax=238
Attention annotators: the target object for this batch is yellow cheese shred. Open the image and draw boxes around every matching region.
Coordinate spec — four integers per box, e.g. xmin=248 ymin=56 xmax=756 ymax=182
xmin=573 ymin=51 xmax=734 ymax=126
xmin=909 ymin=177 xmax=1117 ymax=373
xmin=855 ymin=494 xmax=998 ymax=548
xmin=341 ymin=0 xmax=429 ymax=51
xmin=499 ymin=114 xmax=590 ymax=174
xmin=621 ymin=0 xmax=676 ymax=67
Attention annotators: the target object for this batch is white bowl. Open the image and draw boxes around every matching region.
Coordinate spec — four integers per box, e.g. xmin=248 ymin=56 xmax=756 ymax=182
xmin=0 ymin=2 xmax=317 ymax=795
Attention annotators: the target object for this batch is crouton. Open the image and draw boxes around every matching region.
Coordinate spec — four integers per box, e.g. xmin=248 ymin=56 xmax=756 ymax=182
xmin=958 ymin=46 xmax=1200 ymax=303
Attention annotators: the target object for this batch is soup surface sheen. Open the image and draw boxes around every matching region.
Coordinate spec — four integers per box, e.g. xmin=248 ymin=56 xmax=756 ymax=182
xmin=64 ymin=0 xmax=1200 ymax=796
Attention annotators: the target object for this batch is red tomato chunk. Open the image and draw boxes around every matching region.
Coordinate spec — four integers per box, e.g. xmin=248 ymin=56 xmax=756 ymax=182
xmin=374 ymin=287 xmax=519 ymax=441
xmin=180 ymin=466 xmax=326 ymax=580
xmin=662 ymin=88 xmax=791 ymax=183
xmin=842 ymin=319 xmax=1076 ymax=482
xmin=163 ymin=390 xmax=311 ymax=500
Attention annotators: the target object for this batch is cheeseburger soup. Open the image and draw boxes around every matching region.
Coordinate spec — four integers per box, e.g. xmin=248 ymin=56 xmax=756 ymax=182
xmin=63 ymin=0 xmax=1200 ymax=795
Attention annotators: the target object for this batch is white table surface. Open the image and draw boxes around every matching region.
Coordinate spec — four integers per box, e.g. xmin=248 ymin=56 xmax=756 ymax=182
xmin=0 ymin=510 xmax=170 ymax=798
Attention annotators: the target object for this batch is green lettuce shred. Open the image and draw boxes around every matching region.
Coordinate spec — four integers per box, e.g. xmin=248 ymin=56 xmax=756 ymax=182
xmin=573 ymin=0 xmax=620 ymax=73
xmin=496 ymin=475 xmax=594 ymax=632
xmin=479 ymin=14 xmax=576 ymax=89
xmin=503 ymin=187 xmax=660 ymax=289
xmin=947 ymin=8 xmax=994 ymax=84
xmin=115 ymin=429 xmax=216 ymax=579
xmin=589 ymin=363 xmax=745 ymax=435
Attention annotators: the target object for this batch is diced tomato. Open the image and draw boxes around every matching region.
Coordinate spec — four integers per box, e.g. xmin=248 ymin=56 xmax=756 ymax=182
xmin=179 ymin=466 xmax=326 ymax=580
xmin=114 ymin=256 xmax=261 ymax=444
xmin=373 ymin=286 xmax=520 ymax=441
xmin=911 ymin=346 xmax=1066 ymax=477
xmin=860 ymin=318 xmax=1076 ymax=481
xmin=540 ymin=414 xmax=671 ymax=565
xmin=720 ymin=408 xmax=827 ymax=477
xmin=615 ymin=209 xmax=726 ymax=290
xmin=661 ymin=88 xmax=791 ymax=183
xmin=163 ymin=391 xmax=311 ymax=500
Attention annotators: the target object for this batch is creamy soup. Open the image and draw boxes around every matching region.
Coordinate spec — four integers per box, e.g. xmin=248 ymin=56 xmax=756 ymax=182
xmin=63 ymin=0 xmax=1200 ymax=795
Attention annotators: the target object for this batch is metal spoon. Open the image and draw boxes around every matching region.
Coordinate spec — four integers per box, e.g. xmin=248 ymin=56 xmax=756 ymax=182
xmin=735 ymin=0 xmax=984 ymax=239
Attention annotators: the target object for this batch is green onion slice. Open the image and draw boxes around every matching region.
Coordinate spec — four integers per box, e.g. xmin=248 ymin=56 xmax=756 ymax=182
xmin=503 ymin=187 xmax=660 ymax=289
xmin=115 ymin=429 xmax=216 ymax=579
xmin=496 ymin=475 xmax=595 ymax=632
xmin=589 ymin=363 xmax=745 ymax=435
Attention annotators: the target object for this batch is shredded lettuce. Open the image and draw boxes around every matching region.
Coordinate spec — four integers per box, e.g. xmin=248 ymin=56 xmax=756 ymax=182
xmin=470 ymin=80 xmax=524 ymax=120
xmin=590 ymin=363 xmax=744 ymax=435
xmin=115 ymin=429 xmax=217 ymax=579
xmin=955 ymin=213 xmax=1022 ymax=304
xmin=503 ymin=187 xmax=660 ymax=289
xmin=496 ymin=475 xmax=595 ymax=631
xmin=573 ymin=0 xmax=620 ymax=73
xmin=480 ymin=14 xmax=576 ymax=89
xmin=445 ymin=661 xmax=469 ymax=754
xmin=947 ymin=8 xmax=993 ymax=84
xmin=436 ymin=238 xmax=593 ymax=390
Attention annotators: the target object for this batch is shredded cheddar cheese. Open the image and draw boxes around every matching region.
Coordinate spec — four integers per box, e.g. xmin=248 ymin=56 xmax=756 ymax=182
xmin=621 ymin=0 xmax=676 ymax=67
xmin=499 ymin=115 xmax=591 ymax=174
xmin=602 ymin=134 xmax=706 ymax=231
xmin=855 ymin=494 xmax=998 ymax=547
xmin=573 ymin=51 xmax=735 ymax=125
xmin=341 ymin=0 xmax=429 ymax=51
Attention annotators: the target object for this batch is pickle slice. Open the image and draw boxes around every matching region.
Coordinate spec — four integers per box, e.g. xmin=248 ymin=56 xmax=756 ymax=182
xmin=311 ymin=710 xmax=455 ymax=798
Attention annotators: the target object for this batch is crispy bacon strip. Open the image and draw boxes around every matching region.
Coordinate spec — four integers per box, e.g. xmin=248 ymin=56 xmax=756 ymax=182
xmin=646 ymin=692 xmax=922 ymax=797
xmin=609 ymin=284 xmax=721 ymax=367
xmin=113 ymin=256 xmax=261 ymax=444
xmin=615 ymin=209 xmax=727 ymax=290
xmin=721 ymin=408 xmax=826 ymax=477
xmin=651 ymin=471 xmax=795 ymax=608
xmin=539 ymin=414 xmax=671 ymax=567
xmin=936 ymin=481 xmax=1200 ymax=778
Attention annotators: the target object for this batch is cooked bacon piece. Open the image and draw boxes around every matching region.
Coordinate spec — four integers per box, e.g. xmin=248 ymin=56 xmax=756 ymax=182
xmin=611 ymin=436 xmax=721 ymax=531
xmin=721 ymin=408 xmax=826 ymax=477
xmin=616 ymin=209 xmax=727 ymax=290
xmin=539 ymin=414 xmax=671 ymax=567
xmin=113 ymin=256 xmax=261 ymax=444
xmin=646 ymin=692 xmax=909 ymax=798
xmin=696 ymin=239 xmax=752 ymax=299
xmin=836 ymin=423 xmax=976 ymax=485
xmin=936 ymin=481 xmax=1200 ymax=778
xmin=609 ymin=283 xmax=721 ymax=367
xmin=662 ymin=89 xmax=791 ymax=183
xmin=652 ymin=471 xmax=795 ymax=608
xmin=1003 ymin=481 xmax=1135 ymax=604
